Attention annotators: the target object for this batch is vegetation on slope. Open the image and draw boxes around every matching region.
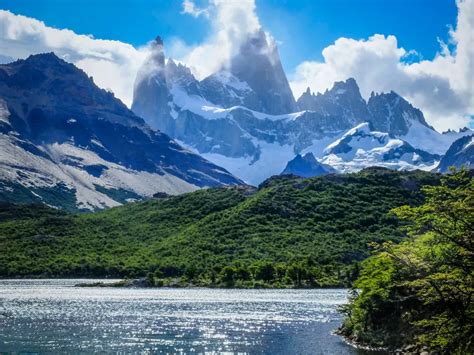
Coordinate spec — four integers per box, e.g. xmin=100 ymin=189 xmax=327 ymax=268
xmin=0 ymin=168 xmax=440 ymax=287
xmin=339 ymin=169 xmax=473 ymax=353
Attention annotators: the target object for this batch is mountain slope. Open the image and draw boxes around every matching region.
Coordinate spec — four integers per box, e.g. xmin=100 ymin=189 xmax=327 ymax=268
xmin=0 ymin=54 xmax=241 ymax=210
xmin=0 ymin=168 xmax=440 ymax=287
xmin=436 ymin=134 xmax=473 ymax=172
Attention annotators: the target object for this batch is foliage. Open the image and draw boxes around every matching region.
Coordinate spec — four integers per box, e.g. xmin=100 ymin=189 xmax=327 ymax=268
xmin=340 ymin=169 xmax=473 ymax=353
xmin=0 ymin=168 xmax=439 ymax=287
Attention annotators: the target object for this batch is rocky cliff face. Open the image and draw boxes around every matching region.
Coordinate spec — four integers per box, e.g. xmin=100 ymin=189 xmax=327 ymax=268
xmin=0 ymin=53 xmax=241 ymax=210
xmin=132 ymin=36 xmax=174 ymax=133
xmin=296 ymin=78 xmax=370 ymax=128
xmin=297 ymin=79 xmax=433 ymax=138
xmin=367 ymin=91 xmax=431 ymax=136
xmin=228 ymin=29 xmax=296 ymax=114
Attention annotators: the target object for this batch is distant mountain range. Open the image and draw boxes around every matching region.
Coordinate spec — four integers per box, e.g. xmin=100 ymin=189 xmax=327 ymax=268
xmin=0 ymin=33 xmax=472 ymax=211
xmin=132 ymin=35 xmax=472 ymax=184
xmin=0 ymin=53 xmax=241 ymax=210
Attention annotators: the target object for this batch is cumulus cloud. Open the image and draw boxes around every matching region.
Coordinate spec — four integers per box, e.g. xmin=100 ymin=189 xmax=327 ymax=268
xmin=177 ymin=0 xmax=261 ymax=79
xmin=290 ymin=0 xmax=474 ymax=132
xmin=0 ymin=10 xmax=149 ymax=106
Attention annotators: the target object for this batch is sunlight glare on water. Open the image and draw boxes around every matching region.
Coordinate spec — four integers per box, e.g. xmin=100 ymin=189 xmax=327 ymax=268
xmin=0 ymin=279 xmax=372 ymax=354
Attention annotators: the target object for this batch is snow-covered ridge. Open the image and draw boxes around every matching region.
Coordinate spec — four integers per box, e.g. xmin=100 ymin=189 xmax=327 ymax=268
xmin=318 ymin=122 xmax=440 ymax=173
xmin=400 ymin=119 xmax=473 ymax=155
xmin=171 ymin=84 xmax=306 ymax=122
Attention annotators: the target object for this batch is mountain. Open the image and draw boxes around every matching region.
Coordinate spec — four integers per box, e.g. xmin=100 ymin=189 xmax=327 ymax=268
xmin=319 ymin=123 xmax=441 ymax=173
xmin=436 ymin=134 xmax=473 ymax=172
xmin=296 ymin=78 xmax=370 ymax=128
xmin=0 ymin=53 xmax=241 ymax=211
xmin=0 ymin=168 xmax=440 ymax=287
xmin=227 ymin=29 xmax=296 ymax=114
xmin=281 ymin=152 xmax=335 ymax=177
xmin=367 ymin=90 xmax=431 ymax=136
xmin=132 ymin=37 xmax=471 ymax=184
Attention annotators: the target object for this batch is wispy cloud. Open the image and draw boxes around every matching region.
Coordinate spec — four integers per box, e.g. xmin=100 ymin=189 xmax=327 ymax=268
xmin=181 ymin=0 xmax=209 ymax=18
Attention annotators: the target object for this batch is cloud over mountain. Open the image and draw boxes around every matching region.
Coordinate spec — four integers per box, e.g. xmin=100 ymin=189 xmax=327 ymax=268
xmin=176 ymin=0 xmax=262 ymax=79
xmin=0 ymin=10 xmax=149 ymax=106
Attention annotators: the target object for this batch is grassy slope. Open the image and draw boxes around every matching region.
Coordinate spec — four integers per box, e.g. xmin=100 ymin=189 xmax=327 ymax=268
xmin=0 ymin=168 xmax=440 ymax=287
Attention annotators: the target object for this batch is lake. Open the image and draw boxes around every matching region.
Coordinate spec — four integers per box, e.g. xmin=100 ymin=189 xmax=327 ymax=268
xmin=0 ymin=279 xmax=376 ymax=354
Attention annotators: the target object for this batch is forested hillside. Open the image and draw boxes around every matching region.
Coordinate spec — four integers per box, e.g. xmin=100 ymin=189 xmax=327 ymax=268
xmin=0 ymin=168 xmax=440 ymax=287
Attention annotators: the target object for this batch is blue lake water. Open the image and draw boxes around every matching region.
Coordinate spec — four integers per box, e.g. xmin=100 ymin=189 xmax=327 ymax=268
xmin=0 ymin=279 xmax=377 ymax=354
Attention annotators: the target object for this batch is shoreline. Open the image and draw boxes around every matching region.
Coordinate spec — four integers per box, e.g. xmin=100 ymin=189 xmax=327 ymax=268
xmin=75 ymin=278 xmax=349 ymax=289
xmin=0 ymin=277 xmax=350 ymax=289
xmin=333 ymin=329 xmax=389 ymax=353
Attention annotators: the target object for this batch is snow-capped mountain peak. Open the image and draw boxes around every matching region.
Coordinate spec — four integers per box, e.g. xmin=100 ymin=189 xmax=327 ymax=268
xmin=367 ymin=90 xmax=432 ymax=136
xmin=131 ymin=36 xmax=471 ymax=184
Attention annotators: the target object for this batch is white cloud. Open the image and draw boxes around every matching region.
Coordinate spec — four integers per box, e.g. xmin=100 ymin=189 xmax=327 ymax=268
xmin=181 ymin=0 xmax=209 ymax=18
xmin=177 ymin=0 xmax=261 ymax=79
xmin=1 ymin=1 xmax=472 ymax=132
xmin=290 ymin=0 xmax=474 ymax=132
xmin=0 ymin=10 xmax=149 ymax=107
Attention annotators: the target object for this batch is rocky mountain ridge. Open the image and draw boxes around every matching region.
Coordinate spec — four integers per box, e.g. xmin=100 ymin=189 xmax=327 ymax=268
xmin=0 ymin=53 xmax=241 ymax=210
xmin=132 ymin=36 xmax=472 ymax=184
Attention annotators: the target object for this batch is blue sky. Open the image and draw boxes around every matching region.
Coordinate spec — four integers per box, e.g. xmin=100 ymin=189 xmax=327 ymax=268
xmin=0 ymin=0 xmax=458 ymax=72
xmin=0 ymin=0 xmax=471 ymax=131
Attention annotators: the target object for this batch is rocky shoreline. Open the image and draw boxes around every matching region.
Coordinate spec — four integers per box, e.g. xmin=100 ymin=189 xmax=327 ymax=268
xmin=335 ymin=329 xmax=432 ymax=355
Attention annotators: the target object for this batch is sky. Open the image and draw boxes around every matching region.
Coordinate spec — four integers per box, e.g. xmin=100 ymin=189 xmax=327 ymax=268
xmin=0 ymin=0 xmax=472 ymax=131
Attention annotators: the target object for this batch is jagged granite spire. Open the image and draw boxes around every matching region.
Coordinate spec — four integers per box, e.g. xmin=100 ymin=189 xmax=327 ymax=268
xmin=367 ymin=90 xmax=432 ymax=136
xmin=132 ymin=35 xmax=173 ymax=132
xmin=229 ymin=29 xmax=296 ymax=114
xmin=296 ymin=78 xmax=369 ymax=127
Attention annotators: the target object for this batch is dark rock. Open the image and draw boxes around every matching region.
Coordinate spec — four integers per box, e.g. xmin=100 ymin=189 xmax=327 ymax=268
xmin=436 ymin=134 xmax=473 ymax=172
xmin=281 ymin=153 xmax=335 ymax=178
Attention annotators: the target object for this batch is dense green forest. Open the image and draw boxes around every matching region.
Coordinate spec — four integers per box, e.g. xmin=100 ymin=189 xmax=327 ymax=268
xmin=339 ymin=169 xmax=473 ymax=353
xmin=0 ymin=168 xmax=440 ymax=287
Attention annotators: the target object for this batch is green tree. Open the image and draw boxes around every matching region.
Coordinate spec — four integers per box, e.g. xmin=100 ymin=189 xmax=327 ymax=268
xmin=340 ymin=169 xmax=474 ymax=353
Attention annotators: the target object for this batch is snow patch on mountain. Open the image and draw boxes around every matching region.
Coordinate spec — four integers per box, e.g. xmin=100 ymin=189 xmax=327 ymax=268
xmin=319 ymin=123 xmax=440 ymax=173
xmin=211 ymin=70 xmax=252 ymax=92
xmin=178 ymin=138 xmax=297 ymax=185
xmin=400 ymin=119 xmax=473 ymax=155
